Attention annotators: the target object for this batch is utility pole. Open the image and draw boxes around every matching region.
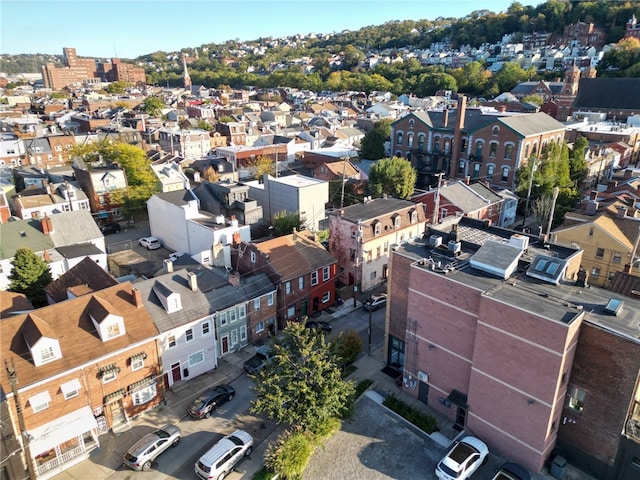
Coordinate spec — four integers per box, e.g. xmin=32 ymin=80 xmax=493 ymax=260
xmin=367 ymin=292 xmax=372 ymax=355
xmin=431 ymin=172 xmax=443 ymax=224
xmin=353 ymin=220 xmax=362 ymax=307
xmin=5 ymin=359 xmax=37 ymax=480
xmin=545 ymin=186 xmax=560 ymax=241
xmin=340 ymin=156 xmax=347 ymax=209
xmin=523 ymin=160 xmax=539 ymax=228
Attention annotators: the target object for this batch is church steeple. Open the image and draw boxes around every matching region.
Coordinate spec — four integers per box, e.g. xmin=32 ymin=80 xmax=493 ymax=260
xmin=183 ymin=56 xmax=192 ymax=90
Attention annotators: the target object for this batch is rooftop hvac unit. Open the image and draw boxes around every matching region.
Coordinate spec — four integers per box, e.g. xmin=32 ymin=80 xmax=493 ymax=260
xmin=448 ymin=240 xmax=461 ymax=253
xmin=215 ymin=215 xmax=225 ymax=224
xmin=509 ymin=234 xmax=529 ymax=251
xmin=429 ymin=235 xmax=442 ymax=247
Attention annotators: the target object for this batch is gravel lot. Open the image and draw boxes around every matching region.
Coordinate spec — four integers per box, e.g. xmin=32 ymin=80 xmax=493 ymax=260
xmin=303 ymin=394 xmax=446 ymax=480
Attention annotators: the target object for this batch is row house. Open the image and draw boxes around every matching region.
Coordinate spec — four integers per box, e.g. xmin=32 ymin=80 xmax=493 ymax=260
xmin=151 ymin=161 xmax=190 ymax=192
xmin=0 ymin=133 xmax=27 ymax=167
xmin=233 ymin=230 xmax=337 ymax=333
xmin=0 ymin=211 xmax=107 ymax=291
xmin=12 ymin=182 xmax=90 ymax=220
xmin=157 ymin=128 xmax=211 ymax=159
xmin=391 ymin=96 xmax=566 ymax=190
xmin=328 ymin=197 xmax=426 ymax=292
xmin=0 ymin=282 xmax=161 ymax=479
xmin=550 ymin=202 xmax=640 ymax=289
xmin=72 ymin=159 xmax=128 ymax=221
xmin=412 ymin=179 xmax=505 ymax=226
xmin=0 ymin=134 xmax=75 ymax=170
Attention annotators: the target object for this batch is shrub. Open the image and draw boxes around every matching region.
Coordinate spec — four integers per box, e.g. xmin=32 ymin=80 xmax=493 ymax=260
xmin=354 ymin=379 xmax=373 ymax=398
xmin=309 ymin=416 xmax=341 ymax=442
xmin=332 ymin=329 xmax=362 ymax=370
xmin=382 ymin=394 xmax=438 ymax=434
xmin=265 ymin=427 xmax=314 ymax=480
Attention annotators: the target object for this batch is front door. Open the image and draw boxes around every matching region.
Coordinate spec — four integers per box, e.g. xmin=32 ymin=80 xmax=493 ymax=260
xmin=109 ymin=400 xmax=125 ymax=427
xmin=221 ymin=334 xmax=230 ymax=355
xmin=418 ymin=380 xmax=429 ymax=405
xmin=300 ymin=300 xmax=308 ymax=318
xmin=171 ymin=362 xmax=181 ymax=383
xmin=455 ymin=407 xmax=467 ymax=431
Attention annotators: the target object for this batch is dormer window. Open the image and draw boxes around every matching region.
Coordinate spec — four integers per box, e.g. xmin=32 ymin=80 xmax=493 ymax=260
xmin=393 ymin=214 xmax=401 ymax=229
xmin=40 ymin=346 xmax=56 ymax=363
xmin=410 ymin=209 xmax=418 ymax=224
xmin=409 ymin=119 xmax=414 ymax=129
xmin=28 ymin=391 xmax=51 ymax=413
xmin=107 ymin=323 xmax=121 ymax=338
xmin=374 ymin=221 xmax=382 ymax=236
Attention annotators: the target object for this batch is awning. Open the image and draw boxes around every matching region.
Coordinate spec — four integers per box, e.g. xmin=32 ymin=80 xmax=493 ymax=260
xmin=60 ymin=379 xmax=82 ymax=397
xmin=446 ymin=389 xmax=469 ymax=409
xmin=127 ymin=376 xmax=154 ymax=393
xmin=97 ymin=363 xmax=121 ymax=378
xmin=128 ymin=352 xmax=148 ymax=364
xmin=27 ymin=406 xmax=98 ymax=456
xmin=28 ymin=391 xmax=52 ymax=408
xmin=103 ymin=389 xmax=126 ymax=404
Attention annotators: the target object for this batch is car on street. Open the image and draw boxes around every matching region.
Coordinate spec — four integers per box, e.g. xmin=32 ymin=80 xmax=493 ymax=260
xmin=195 ymin=429 xmax=253 ymax=480
xmin=305 ymin=320 xmax=332 ymax=333
xmin=100 ymin=222 xmax=121 ymax=234
xmin=122 ymin=424 xmax=181 ymax=471
xmin=435 ymin=435 xmax=489 ymax=480
xmin=139 ymin=236 xmax=162 ymax=250
xmin=188 ymin=384 xmax=235 ymax=419
xmin=169 ymin=251 xmax=187 ymax=262
xmin=243 ymin=345 xmax=272 ymax=375
xmin=491 ymin=462 xmax=531 ymax=480
xmin=363 ymin=293 xmax=387 ymax=311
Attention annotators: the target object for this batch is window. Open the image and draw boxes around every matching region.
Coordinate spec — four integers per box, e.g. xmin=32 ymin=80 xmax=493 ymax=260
xmin=285 ymin=281 xmax=291 ymax=294
xmin=394 ymin=215 xmax=401 ymax=229
xmin=396 ymin=132 xmax=403 ymax=145
xmin=595 ymin=248 xmax=604 ymax=258
xmin=287 ymin=305 xmax=295 ymax=318
xmin=370 ymin=271 xmax=377 ymax=281
xmin=231 ymin=330 xmax=238 ymax=345
xmin=185 ymin=328 xmax=194 ymax=342
xmin=407 ymin=133 xmax=414 ymax=147
xmin=256 ymin=321 xmax=265 ymax=333
xmin=475 ymin=140 xmax=483 ymax=157
xmin=408 ymin=119 xmax=414 ymax=129
xmin=524 ymin=144 xmax=530 ymax=158
xmin=504 ymin=144 xmax=513 ymax=159
xmin=417 ymin=134 xmax=425 ymax=151
xmin=459 ymin=138 xmax=467 ymax=153
xmin=254 ymin=298 xmax=261 ymax=310
xmin=250 ymin=251 xmax=256 ymax=263
xmin=612 ymin=252 xmax=622 ymax=263
xmin=458 ymin=160 xmax=465 ymax=174
xmin=202 ymin=321 xmax=210 ymax=336
xmin=443 ymin=139 xmax=450 ymax=153
xmin=239 ymin=305 xmax=246 ymax=319
xmin=434 ymin=137 xmax=440 ymax=153
xmin=229 ymin=309 xmax=237 ymax=322
xmin=311 ymin=271 xmax=319 ymax=285
xmin=410 ymin=210 xmax=417 ymax=224
xmin=489 ymin=142 xmax=497 ymax=157
xmin=168 ymin=335 xmax=176 ymax=348
xmin=472 ymin=163 xmax=480 ymax=178
xmin=131 ymin=356 xmax=145 ymax=371
xmin=40 ymin=346 xmax=56 ymax=363
xmin=487 ymin=164 xmax=495 ymax=178
xmin=350 ymin=249 xmax=356 ymax=261
xmin=591 ymin=267 xmax=600 ymax=277
xmin=132 ymin=384 xmax=157 ymax=406
xmin=107 ymin=323 xmax=121 ymax=338
xmin=568 ymin=386 xmax=586 ymax=412
xmin=189 ymin=350 xmax=204 ymax=366
xmin=102 ymin=370 xmax=117 ymax=384
xmin=299 ymin=276 xmax=304 ymax=290
xmin=323 ymin=266 xmax=330 ymax=281
xmin=501 ymin=167 xmax=509 ymax=182
xmin=240 ymin=326 xmax=247 ymax=341
xmin=588 ymin=227 xmax=594 ymax=236
xmin=30 ymin=393 xmax=51 ymax=413
xmin=322 ymin=291 xmax=330 ymax=303
xmin=492 ymin=126 xmax=499 ymax=136
xmin=267 ymin=292 xmax=274 ymax=306
xmin=220 ymin=312 xmax=228 ymax=326
xmin=376 ymin=246 xmax=381 ymax=258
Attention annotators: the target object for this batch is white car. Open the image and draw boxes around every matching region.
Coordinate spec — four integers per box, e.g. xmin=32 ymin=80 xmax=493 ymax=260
xmin=435 ymin=436 xmax=489 ymax=480
xmin=195 ymin=430 xmax=253 ymax=480
xmin=169 ymin=251 xmax=186 ymax=262
xmin=139 ymin=236 xmax=161 ymax=250
xmin=363 ymin=293 xmax=387 ymax=311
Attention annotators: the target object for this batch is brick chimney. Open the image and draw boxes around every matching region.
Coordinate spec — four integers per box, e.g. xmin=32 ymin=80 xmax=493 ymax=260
xmin=292 ymin=227 xmax=297 ymax=241
xmin=442 ymin=108 xmax=449 ymax=127
xmin=228 ymin=270 xmax=240 ymax=286
xmin=187 ymin=271 xmax=198 ymax=291
xmin=450 ymin=95 xmax=467 ymax=178
xmin=589 ymin=190 xmax=598 ymax=201
xmin=41 ymin=216 xmax=53 ymax=235
xmin=617 ymin=206 xmax=628 ymax=218
xmin=132 ymin=287 xmax=143 ymax=307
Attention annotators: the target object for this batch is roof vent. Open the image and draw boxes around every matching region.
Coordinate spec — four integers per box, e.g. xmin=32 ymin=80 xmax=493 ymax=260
xmin=429 ymin=235 xmax=442 ymax=247
xmin=604 ymin=298 xmax=623 ymax=316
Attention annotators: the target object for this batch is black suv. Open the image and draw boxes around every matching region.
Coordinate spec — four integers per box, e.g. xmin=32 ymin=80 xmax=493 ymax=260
xmin=100 ymin=222 xmax=121 ymax=234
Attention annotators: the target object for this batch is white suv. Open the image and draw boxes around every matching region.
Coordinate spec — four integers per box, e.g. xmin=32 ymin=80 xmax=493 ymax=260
xmin=139 ymin=236 xmax=161 ymax=250
xmin=435 ymin=436 xmax=489 ymax=480
xmin=195 ymin=430 xmax=253 ymax=480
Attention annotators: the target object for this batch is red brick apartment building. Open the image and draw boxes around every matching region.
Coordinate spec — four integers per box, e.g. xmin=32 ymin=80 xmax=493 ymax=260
xmin=385 ymin=216 xmax=640 ymax=479
xmin=391 ymin=96 xmax=566 ymax=190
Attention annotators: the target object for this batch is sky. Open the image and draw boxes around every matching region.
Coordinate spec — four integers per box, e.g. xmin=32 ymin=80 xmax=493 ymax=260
xmin=1 ymin=0 xmax=534 ymax=59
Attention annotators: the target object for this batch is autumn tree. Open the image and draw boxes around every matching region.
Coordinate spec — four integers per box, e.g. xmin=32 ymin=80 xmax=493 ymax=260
xmin=246 ymin=155 xmax=276 ymax=180
xmin=250 ymin=322 xmax=355 ymax=431
xmin=8 ymin=248 xmax=53 ymax=307
xmin=368 ymin=156 xmax=417 ymax=199
xmin=203 ymin=166 xmax=220 ymax=182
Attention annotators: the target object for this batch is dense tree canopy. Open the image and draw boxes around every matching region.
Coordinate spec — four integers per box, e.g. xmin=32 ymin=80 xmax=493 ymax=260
xmin=359 ymin=119 xmax=392 ymax=160
xmin=368 ymin=156 xmax=417 ymax=199
xmin=272 ymin=210 xmax=304 ymax=237
xmin=250 ymin=322 xmax=355 ymax=431
xmin=9 ymin=248 xmax=52 ymax=307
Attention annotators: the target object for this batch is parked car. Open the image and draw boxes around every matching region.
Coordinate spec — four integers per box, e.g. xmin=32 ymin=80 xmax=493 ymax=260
xmin=188 ymin=384 xmax=235 ymax=419
xmin=305 ymin=320 xmax=332 ymax=333
xmin=100 ymin=222 xmax=121 ymax=234
xmin=195 ymin=429 xmax=253 ymax=480
xmin=363 ymin=293 xmax=387 ymax=311
xmin=243 ymin=345 xmax=272 ymax=375
xmin=139 ymin=236 xmax=161 ymax=250
xmin=122 ymin=424 xmax=181 ymax=471
xmin=491 ymin=462 xmax=531 ymax=480
xmin=169 ymin=251 xmax=187 ymax=262
xmin=435 ymin=435 xmax=489 ymax=480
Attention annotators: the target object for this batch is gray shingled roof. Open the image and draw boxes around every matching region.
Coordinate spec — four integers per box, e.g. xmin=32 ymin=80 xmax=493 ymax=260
xmin=498 ymin=112 xmax=565 ymax=136
xmin=152 ymin=189 xmax=198 ymax=206
xmin=573 ymin=78 xmax=640 ymax=111
xmin=338 ymin=197 xmax=417 ymax=222
xmin=45 ymin=210 xmax=103 ymax=247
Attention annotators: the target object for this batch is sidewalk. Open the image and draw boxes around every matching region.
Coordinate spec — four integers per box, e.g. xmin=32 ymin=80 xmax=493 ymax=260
xmin=53 ymin=298 xmax=596 ymax=480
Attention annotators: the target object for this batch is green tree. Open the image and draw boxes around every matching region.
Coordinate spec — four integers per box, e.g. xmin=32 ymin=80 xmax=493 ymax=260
xmin=569 ymin=136 xmax=589 ymax=189
xmin=521 ymin=94 xmax=544 ymax=106
xmin=331 ymin=330 xmax=362 ymax=371
xmin=368 ymin=156 xmax=417 ymax=199
xmin=104 ymin=81 xmax=130 ymax=95
xmin=8 ymin=248 xmax=53 ymax=307
xmin=359 ymin=119 xmax=392 ymax=160
xmin=272 ymin=210 xmax=303 ymax=237
xmin=140 ymin=97 xmax=165 ymax=117
xmin=250 ymin=322 xmax=355 ymax=431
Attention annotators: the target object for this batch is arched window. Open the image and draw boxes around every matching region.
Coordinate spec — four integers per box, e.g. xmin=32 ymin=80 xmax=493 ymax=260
xmin=501 ymin=166 xmax=510 ymax=182
xmin=434 ymin=137 xmax=440 ymax=153
xmin=396 ymin=132 xmax=403 ymax=145
xmin=458 ymin=160 xmax=465 ymax=174
xmin=407 ymin=133 xmax=414 ymax=148
xmin=472 ymin=162 xmax=480 ymax=178
xmin=492 ymin=126 xmax=499 ymax=136
xmin=489 ymin=142 xmax=498 ymax=158
xmin=475 ymin=140 xmax=483 ymax=157
xmin=409 ymin=119 xmax=415 ymax=129
xmin=444 ymin=138 xmax=450 ymax=153
xmin=532 ymin=142 xmax=538 ymax=156
xmin=417 ymin=133 xmax=425 ymax=151
xmin=487 ymin=164 xmax=495 ymax=179
xmin=524 ymin=144 xmax=530 ymax=158
xmin=504 ymin=144 xmax=513 ymax=160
